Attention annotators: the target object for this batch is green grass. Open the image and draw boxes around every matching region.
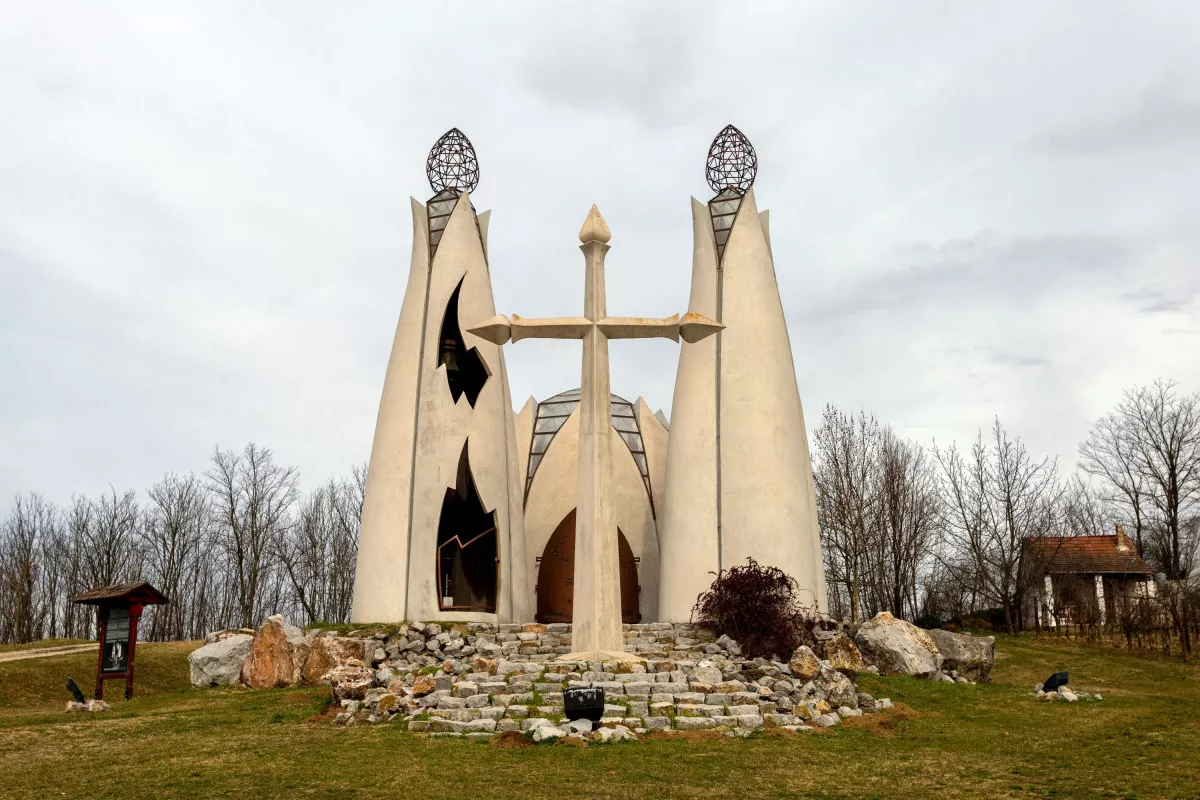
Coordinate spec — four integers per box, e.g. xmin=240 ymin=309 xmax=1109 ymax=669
xmin=0 ymin=635 xmax=1196 ymax=799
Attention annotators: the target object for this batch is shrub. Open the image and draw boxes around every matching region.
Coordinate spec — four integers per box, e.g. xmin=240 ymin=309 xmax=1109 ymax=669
xmin=914 ymin=612 xmax=944 ymax=630
xmin=690 ymin=558 xmax=821 ymax=659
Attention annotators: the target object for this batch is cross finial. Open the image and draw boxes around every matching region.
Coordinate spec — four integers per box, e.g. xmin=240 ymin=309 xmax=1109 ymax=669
xmin=578 ymin=205 xmax=611 ymax=244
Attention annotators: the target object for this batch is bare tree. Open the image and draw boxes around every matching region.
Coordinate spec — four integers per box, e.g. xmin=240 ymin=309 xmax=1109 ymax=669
xmin=1121 ymin=381 xmax=1200 ymax=580
xmin=276 ymin=468 xmax=363 ymax=625
xmin=81 ymin=488 xmax=141 ymax=590
xmin=207 ymin=443 xmax=299 ymax=628
xmin=1080 ymin=411 xmax=1151 ymax=554
xmin=813 ymin=406 xmax=882 ymax=622
xmin=142 ymin=473 xmax=210 ymax=640
xmin=935 ymin=419 xmax=1062 ymax=633
xmin=0 ymin=494 xmax=57 ymax=643
xmin=1060 ymin=475 xmax=1118 ymax=538
xmin=872 ymin=429 xmax=940 ymax=619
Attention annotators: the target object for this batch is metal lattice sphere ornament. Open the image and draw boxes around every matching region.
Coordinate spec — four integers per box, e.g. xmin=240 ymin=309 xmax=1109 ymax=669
xmin=426 ymin=128 xmax=480 ymax=194
xmin=705 ymin=124 xmax=757 ymax=194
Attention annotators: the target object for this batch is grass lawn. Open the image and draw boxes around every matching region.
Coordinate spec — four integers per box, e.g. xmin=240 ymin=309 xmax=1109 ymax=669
xmin=0 ymin=635 xmax=1196 ymax=800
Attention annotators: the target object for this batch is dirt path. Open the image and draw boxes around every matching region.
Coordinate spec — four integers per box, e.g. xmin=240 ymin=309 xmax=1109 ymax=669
xmin=0 ymin=644 xmax=97 ymax=663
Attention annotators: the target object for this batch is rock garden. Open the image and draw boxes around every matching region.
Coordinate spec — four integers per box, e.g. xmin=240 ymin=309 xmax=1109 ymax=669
xmin=189 ymin=610 xmax=996 ymax=743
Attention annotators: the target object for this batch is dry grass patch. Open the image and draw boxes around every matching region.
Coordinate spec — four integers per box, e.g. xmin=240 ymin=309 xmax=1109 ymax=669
xmin=492 ymin=730 xmax=532 ymax=749
xmin=838 ymin=701 xmax=937 ymax=737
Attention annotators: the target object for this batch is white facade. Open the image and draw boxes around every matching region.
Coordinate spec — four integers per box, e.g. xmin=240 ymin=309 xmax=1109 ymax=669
xmin=657 ymin=188 xmax=828 ymax=621
xmin=516 ymin=391 xmax=666 ymax=625
xmin=352 ymin=192 xmax=529 ymax=624
xmin=351 ymin=158 xmax=826 ymax=626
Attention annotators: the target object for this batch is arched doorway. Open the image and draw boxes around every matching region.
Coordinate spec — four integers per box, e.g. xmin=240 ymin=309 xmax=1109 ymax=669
xmin=536 ymin=509 xmax=640 ymax=624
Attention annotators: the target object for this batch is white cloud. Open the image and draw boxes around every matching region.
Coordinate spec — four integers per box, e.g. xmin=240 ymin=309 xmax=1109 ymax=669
xmin=2 ymin=1 xmax=1199 ymax=505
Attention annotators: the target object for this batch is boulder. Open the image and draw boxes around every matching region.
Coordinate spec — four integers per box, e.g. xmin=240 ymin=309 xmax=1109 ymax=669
xmin=302 ymin=635 xmax=367 ymax=684
xmin=814 ymin=664 xmax=858 ymax=709
xmin=788 ymin=646 xmax=821 ymax=681
xmin=412 ymin=676 xmax=436 ymax=697
xmin=531 ymin=725 xmax=566 ymax=742
xmin=328 ymin=664 xmax=376 ymax=701
xmin=189 ymin=633 xmax=254 ymax=687
xmin=715 ymin=635 xmax=742 ymax=656
xmin=203 ymin=628 xmax=256 ymax=645
xmin=241 ymin=616 xmax=311 ymax=689
xmin=928 ymin=629 xmax=995 ymax=682
xmin=823 ymin=634 xmax=865 ymax=672
xmin=854 ymin=612 xmax=942 ymax=677
xmin=471 ymin=656 xmax=498 ymax=675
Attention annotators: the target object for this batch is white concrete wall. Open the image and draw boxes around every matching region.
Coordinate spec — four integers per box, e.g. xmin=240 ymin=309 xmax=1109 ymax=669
xmin=657 ymin=198 xmax=721 ymax=621
xmin=657 ymin=191 xmax=828 ymax=621
xmin=718 ymin=189 xmax=827 ymax=611
xmin=522 ymin=406 xmax=660 ymax=622
xmin=352 ymin=198 xmax=431 ymax=624
xmin=514 ymin=397 xmax=535 ymax=489
xmin=352 ymin=192 xmax=527 ymax=623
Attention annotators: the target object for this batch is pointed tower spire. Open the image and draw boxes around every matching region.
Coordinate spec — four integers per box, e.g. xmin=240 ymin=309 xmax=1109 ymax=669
xmin=352 ymin=130 xmax=529 ymax=624
xmin=658 ymin=127 xmax=827 ymax=621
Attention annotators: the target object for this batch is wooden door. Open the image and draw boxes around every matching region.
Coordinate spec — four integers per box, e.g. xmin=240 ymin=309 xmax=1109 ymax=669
xmin=536 ymin=509 xmax=640 ymax=623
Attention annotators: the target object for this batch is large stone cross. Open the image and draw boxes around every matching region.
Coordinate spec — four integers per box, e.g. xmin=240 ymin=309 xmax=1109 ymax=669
xmin=470 ymin=206 xmax=722 ymax=660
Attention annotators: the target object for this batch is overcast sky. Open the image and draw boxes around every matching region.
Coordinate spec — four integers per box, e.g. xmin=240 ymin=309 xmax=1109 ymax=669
xmin=2 ymin=1 xmax=1198 ymax=506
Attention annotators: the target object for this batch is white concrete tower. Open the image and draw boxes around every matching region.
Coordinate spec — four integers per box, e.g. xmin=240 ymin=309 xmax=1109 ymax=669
xmin=658 ymin=125 xmax=828 ymax=621
xmin=351 ymin=129 xmax=529 ymax=623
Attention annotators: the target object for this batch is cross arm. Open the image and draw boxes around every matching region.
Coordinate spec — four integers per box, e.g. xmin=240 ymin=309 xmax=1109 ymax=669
xmin=468 ymin=314 xmax=592 ymax=344
xmin=599 ymin=312 xmax=724 ymax=343
xmin=597 ymin=315 xmax=681 ymax=342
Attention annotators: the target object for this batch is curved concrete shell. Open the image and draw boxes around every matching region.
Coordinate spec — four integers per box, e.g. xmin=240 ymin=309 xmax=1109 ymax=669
xmin=658 ymin=189 xmax=827 ymax=621
xmin=520 ymin=392 xmax=664 ymax=623
xmin=352 ymin=193 xmax=528 ymax=623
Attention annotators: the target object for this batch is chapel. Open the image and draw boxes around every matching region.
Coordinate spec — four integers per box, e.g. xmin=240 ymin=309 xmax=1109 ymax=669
xmin=350 ymin=126 xmax=827 ymax=626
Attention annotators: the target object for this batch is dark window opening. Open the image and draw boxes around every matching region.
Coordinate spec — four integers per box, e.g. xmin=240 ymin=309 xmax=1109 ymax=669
xmin=436 ymin=444 xmax=498 ymax=613
xmin=438 ymin=280 xmax=489 ymax=407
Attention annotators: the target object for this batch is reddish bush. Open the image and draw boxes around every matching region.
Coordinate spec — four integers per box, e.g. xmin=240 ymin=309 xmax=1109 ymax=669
xmin=691 ymin=558 xmax=824 ymax=659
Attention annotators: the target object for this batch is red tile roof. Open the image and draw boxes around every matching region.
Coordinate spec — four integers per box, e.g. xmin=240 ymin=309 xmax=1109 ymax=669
xmin=1022 ymin=535 xmax=1154 ymax=576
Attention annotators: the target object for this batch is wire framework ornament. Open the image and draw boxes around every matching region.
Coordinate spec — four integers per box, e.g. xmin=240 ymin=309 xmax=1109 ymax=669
xmin=426 ymin=128 xmax=480 ymax=194
xmin=705 ymin=124 xmax=757 ymax=195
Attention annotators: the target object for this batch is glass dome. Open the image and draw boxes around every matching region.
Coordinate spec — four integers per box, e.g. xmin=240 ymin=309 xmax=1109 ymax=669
xmin=525 ymin=389 xmax=655 ymax=516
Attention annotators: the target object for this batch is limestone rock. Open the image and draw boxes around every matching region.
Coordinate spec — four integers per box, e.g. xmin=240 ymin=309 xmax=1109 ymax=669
xmin=203 ymin=628 xmax=256 ymax=645
xmin=67 ymin=700 xmax=111 ymax=713
xmin=676 ymin=716 xmax=716 ymax=730
xmin=815 ymin=664 xmax=858 ymax=709
xmin=715 ymin=634 xmax=742 ymax=656
xmin=531 ymin=725 xmax=566 ymax=742
xmin=189 ymin=633 xmax=254 ymax=687
xmin=854 ymin=612 xmax=942 ymax=677
xmin=303 ymin=635 xmax=367 ymax=684
xmin=788 ymin=645 xmax=821 ymax=681
xmin=327 ymin=664 xmax=375 ymax=701
xmin=812 ymin=713 xmax=839 ymax=727
xmin=471 ymin=656 xmax=498 ymax=675
xmin=240 ymin=616 xmax=311 ymax=689
xmin=823 ymin=634 xmax=865 ymax=672
xmin=566 ymin=718 xmax=594 ymax=734
xmin=412 ymin=676 xmax=436 ymax=697
xmin=928 ymin=629 xmax=995 ymax=683
xmin=692 ymin=661 xmax=723 ymax=685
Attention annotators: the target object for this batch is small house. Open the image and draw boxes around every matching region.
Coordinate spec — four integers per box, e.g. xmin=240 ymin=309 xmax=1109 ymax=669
xmin=1021 ymin=524 xmax=1155 ymax=629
